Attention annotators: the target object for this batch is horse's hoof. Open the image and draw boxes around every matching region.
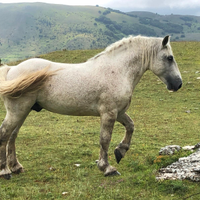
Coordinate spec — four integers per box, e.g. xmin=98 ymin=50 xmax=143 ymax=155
xmin=13 ymin=167 xmax=24 ymax=174
xmin=105 ymin=170 xmax=121 ymax=177
xmin=114 ymin=149 xmax=123 ymax=164
xmin=1 ymin=174 xmax=12 ymax=180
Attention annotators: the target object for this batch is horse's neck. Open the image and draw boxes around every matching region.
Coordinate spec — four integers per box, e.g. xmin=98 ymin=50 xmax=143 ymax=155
xmin=97 ymin=49 xmax=147 ymax=91
xmin=113 ymin=48 xmax=147 ymax=78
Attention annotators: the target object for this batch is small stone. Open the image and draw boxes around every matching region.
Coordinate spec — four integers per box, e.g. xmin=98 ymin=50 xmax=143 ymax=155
xmin=194 ymin=143 xmax=200 ymax=149
xmin=62 ymin=192 xmax=69 ymax=196
xmin=159 ymin=145 xmax=181 ymax=155
xmin=49 ymin=167 xmax=56 ymax=171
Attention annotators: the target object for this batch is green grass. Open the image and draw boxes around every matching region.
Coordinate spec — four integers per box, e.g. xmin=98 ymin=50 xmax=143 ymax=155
xmin=0 ymin=42 xmax=200 ymax=199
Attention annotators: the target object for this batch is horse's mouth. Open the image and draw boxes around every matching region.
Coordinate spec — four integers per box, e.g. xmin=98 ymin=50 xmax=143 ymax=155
xmin=167 ymin=82 xmax=182 ymax=92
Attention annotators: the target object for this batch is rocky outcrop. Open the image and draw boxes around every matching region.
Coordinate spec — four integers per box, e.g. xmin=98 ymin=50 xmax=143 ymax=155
xmin=156 ymin=143 xmax=200 ymax=182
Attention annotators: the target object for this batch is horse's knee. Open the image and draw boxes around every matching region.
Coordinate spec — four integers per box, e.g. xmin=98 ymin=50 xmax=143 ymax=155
xmin=100 ymin=136 xmax=111 ymax=150
xmin=118 ymin=113 xmax=134 ymax=133
xmin=127 ymin=121 xmax=134 ymax=133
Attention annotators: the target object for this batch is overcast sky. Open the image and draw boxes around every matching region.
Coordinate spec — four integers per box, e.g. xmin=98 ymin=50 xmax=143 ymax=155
xmin=1 ymin=0 xmax=200 ymax=16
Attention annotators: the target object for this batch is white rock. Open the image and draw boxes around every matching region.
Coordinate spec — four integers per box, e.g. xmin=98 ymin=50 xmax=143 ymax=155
xmin=159 ymin=145 xmax=181 ymax=155
xmin=157 ymin=147 xmax=200 ymax=182
xmin=182 ymin=146 xmax=195 ymax=150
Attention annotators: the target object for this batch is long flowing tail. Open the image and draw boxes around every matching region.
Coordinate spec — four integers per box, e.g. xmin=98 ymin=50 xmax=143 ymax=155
xmin=0 ymin=66 xmax=57 ymax=98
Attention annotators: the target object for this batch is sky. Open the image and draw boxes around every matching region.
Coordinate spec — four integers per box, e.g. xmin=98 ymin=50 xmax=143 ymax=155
xmin=1 ymin=0 xmax=200 ymax=16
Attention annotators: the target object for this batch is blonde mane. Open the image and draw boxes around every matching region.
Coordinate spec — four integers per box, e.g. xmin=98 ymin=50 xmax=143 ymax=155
xmin=89 ymin=35 xmax=166 ymax=70
xmin=89 ymin=35 xmax=138 ymax=60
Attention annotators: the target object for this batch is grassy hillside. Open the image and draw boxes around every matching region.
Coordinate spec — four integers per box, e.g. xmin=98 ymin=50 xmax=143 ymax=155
xmin=1 ymin=3 xmax=200 ymax=63
xmin=1 ymin=42 xmax=200 ymax=199
xmin=0 ymin=3 xmax=112 ymax=62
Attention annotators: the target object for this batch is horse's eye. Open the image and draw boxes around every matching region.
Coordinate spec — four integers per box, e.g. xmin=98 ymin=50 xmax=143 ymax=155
xmin=167 ymin=55 xmax=173 ymax=61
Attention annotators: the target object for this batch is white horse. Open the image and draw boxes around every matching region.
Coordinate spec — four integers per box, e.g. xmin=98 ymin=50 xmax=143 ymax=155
xmin=0 ymin=35 xmax=182 ymax=179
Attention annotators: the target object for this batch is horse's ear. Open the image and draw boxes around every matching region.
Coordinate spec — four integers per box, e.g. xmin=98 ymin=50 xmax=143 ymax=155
xmin=162 ymin=35 xmax=170 ymax=47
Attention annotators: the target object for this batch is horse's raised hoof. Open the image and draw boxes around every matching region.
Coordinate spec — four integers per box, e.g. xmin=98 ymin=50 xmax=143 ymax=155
xmin=1 ymin=174 xmax=12 ymax=180
xmin=114 ymin=149 xmax=123 ymax=164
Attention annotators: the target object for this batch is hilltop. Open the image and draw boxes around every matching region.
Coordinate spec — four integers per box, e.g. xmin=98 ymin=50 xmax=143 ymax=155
xmin=1 ymin=3 xmax=200 ymax=62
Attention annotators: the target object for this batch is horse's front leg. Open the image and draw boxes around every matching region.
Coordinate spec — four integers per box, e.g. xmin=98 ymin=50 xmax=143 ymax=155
xmin=97 ymin=111 xmax=120 ymax=176
xmin=114 ymin=113 xmax=134 ymax=163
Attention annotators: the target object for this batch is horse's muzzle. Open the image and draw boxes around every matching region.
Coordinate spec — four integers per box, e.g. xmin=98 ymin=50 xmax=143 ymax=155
xmin=167 ymin=77 xmax=182 ymax=92
xmin=178 ymin=82 xmax=182 ymax=90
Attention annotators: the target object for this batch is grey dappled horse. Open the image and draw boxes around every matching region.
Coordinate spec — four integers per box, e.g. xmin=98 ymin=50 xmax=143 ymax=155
xmin=0 ymin=35 xmax=182 ymax=179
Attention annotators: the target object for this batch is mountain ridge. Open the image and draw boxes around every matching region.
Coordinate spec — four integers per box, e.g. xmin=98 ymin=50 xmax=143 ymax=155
xmin=1 ymin=3 xmax=200 ymax=63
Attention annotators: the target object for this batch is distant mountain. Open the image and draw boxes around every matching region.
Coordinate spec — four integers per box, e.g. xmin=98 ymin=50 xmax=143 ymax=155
xmin=1 ymin=3 xmax=200 ymax=63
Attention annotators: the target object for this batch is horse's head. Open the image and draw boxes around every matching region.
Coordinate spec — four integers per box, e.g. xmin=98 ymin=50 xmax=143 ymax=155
xmin=151 ymin=36 xmax=182 ymax=91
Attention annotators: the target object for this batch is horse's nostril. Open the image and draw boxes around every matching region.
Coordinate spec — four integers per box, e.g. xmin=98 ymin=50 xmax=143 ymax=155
xmin=178 ymin=83 xmax=182 ymax=89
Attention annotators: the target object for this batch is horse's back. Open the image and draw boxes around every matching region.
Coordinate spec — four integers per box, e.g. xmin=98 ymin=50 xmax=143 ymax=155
xmin=6 ymin=58 xmax=58 ymax=80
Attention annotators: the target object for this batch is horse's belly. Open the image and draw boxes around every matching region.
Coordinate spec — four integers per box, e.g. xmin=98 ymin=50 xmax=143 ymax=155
xmin=43 ymin=103 xmax=99 ymax=116
xmin=37 ymin=90 xmax=100 ymax=116
xmin=36 ymin=70 xmax=131 ymax=116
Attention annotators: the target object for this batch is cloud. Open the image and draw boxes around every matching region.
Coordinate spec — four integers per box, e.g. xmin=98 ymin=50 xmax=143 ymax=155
xmin=1 ymin=0 xmax=200 ymax=16
xmin=103 ymin=0 xmax=200 ymax=9
xmin=101 ymin=0 xmax=200 ymax=15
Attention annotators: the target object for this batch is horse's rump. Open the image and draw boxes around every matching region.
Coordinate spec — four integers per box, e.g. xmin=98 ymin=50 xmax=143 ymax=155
xmin=0 ymin=66 xmax=58 ymax=98
xmin=0 ymin=65 xmax=11 ymax=82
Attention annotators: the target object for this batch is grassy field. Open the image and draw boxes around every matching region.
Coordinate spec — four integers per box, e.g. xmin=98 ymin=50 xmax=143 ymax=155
xmin=0 ymin=42 xmax=200 ymax=199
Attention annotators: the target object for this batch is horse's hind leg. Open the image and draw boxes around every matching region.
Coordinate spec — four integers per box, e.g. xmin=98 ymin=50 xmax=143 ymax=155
xmin=114 ymin=113 xmax=134 ymax=163
xmin=0 ymin=97 xmax=33 ymax=179
xmin=7 ymin=118 xmax=27 ymax=174
xmin=0 ymin=120 xmax=13 ymax=179
xmin=0 ymin=115 xmax=21 ymax=179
